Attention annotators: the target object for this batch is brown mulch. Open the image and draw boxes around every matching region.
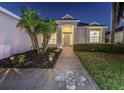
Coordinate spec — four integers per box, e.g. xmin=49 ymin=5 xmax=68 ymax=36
xmin=0 ymin=48 xmax=62 ymax=68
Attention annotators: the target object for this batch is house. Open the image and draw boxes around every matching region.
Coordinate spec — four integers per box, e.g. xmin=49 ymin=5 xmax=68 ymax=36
xmin=0 ymin=7 xmax=30 ymax=59
xmin=105 ymin=26 xmax=124 ymax=43
xmin=0 ymin=7 xmax=42 ymax=59
xmin=0 ymin=7 xmax=107 ymax=59
xmin=54 ymin=14 xmax=107 ymax=48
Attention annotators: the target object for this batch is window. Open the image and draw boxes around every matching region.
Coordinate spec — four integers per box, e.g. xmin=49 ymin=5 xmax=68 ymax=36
xmin=90 ymin=31 xmax=99 ymax=43
xmin=115 ymin=32 xmax=123 ymax=43
xmin=49 ymin=33 xmax=56 ymax=44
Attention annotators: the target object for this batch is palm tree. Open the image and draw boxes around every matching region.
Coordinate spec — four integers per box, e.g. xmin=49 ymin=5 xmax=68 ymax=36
xmin=36 ymin=18 xmax=56 ymax=54
xmin=110 ymin=2 xmax=124 ymax=43
xmin=110 ymin=3 xmax=118 ymax=43
xmin=116 ymin=3 xmax=124 ymax=24
xmin=17 ymin=7 xmax=41 ymax=53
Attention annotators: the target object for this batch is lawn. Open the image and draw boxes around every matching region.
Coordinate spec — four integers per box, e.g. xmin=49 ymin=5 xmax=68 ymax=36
xmin=75 ymin=51 xmax=124 ymax=90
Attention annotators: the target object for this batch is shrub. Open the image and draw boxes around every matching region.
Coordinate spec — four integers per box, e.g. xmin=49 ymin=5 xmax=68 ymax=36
xmin=73 ymin=44 xmax=124 ymax=53
xmin=18 ymin=54 xmax=26 ymax=63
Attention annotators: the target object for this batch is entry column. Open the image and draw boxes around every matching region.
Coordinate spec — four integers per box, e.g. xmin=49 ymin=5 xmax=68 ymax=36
xmin=56 ymin=24 xmax=62 ymax=48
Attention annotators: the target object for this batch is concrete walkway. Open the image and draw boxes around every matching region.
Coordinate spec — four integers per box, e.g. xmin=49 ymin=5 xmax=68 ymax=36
xmin=0 ymin=47 xmax=99 ymax=90
xmin=43 ymin=47 xmax=99 ymax=90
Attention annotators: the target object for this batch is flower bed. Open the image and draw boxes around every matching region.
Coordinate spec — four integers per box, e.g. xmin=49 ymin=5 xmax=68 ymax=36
xmin=0 ymin=48 xmax=62 ymax=68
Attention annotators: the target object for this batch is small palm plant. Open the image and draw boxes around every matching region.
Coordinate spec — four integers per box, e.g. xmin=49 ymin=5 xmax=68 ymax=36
xmin=36 ymin=18 xmax=57 ymax=54
xmin=17 ymin=7 xmax=41 ymax=53
xmin=18 ymin=54 xmax=26 ymax=64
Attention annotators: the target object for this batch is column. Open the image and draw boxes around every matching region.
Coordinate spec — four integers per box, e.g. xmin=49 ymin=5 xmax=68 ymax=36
xmin=56 ymin=24 xmax=62 ymax=48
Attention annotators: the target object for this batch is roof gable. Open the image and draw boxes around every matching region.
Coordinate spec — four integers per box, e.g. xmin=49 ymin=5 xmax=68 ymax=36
xmin=61 ymin=14 xmax=74 ymax=20
xmin=90 ymin=22 xmax=100 ymax=26
xmin=0 ymin=6 xmax=20 ymax=20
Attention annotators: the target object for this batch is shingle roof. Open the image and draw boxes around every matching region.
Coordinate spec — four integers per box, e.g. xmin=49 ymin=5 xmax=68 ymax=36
xmin=57 ymin=14 xmax=107 ymax=27
xmin=78 ymin=22 xmax=106 ymax=27
xmin=77 ymin=23 xmax=89 ymax=26
xmin=116 ymin=26 xmax=124 ymax=31
xmin=105 ymin=26 xmax=124 ymax=34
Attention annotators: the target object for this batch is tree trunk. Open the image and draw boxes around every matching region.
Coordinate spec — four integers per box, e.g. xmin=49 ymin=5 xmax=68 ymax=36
xmin=42 ymin=35 xmax=50 ymax=54
xmin=110 ymin=3 xmax=117 ymax=43
xmin=43 ymin=36 xmax=49 ymax=53
xmin=28 ymin=31 xmax=36 ymax=50
xmin=30 ymin=26 xmax=41 ymax=54
xmin=33 ymin=34 xmax=41 ymax=54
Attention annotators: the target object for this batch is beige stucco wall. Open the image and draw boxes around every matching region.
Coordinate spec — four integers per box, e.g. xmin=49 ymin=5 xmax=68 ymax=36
xmin=76 ymin=27 xmax=105 ymax=43
xmin=76 ymin=27 xmax=87 ymax=44
xmin=105 ymin=31 xmax=124 ymax=43
xmin=0 ymin=11 xmax=32 ymax=58
xmin=114 ymin=31 xmax=124 ymax=43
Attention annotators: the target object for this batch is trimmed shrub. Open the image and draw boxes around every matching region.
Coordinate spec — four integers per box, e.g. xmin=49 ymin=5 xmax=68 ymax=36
xmin=73 ymin=44 xmax=124 ymax=53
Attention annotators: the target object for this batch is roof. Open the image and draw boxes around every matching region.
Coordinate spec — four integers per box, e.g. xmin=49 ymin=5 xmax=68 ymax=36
xmin=57 ymin=14 xmax=79 ymax=20
xmin=78 ymin=22 xmax=107 ymax=27
xmin=0 ymin=6 xmax=20 ymax=20
xmin=89 ymin=22 xmax=106 ymax=26
xmin=105 ymin=26 xmax=124 ymax=34
xmin=56 ymin=14 xmax=107 ymax=27
xmin=116 ymin=26 xmax=124 ymax=31
xmin=77 ymin=23 xmax=89 ymax=26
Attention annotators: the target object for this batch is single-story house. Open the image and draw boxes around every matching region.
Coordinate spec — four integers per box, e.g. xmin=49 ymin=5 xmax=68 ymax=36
xmin=55 ymin=14 xmax=107 ymax=48
xmin=0 ymin=7 xmax=107 ymax=59
xmin=105 ymin=26 xmax=124 ymax=43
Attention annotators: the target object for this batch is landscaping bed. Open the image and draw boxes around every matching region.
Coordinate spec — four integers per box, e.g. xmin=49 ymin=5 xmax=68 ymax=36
xmin=75 ymin=51 xmax=124 ymax=89
xmin=0 ymin=48 xmax=62 ymax=68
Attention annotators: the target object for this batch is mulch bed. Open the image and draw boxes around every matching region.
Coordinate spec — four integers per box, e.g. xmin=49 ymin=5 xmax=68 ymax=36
xmin=0 ymin=48 xmax=62 ymax=68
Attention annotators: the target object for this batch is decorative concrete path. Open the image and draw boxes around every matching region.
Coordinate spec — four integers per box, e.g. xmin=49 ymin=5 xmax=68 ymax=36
xmin=0 ymin=47 xmax=99 ymax=90
xmin=43 ymin=47 xmax=99 ymax=90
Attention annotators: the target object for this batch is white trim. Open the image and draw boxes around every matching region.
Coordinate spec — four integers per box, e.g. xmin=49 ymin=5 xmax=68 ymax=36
xmin=90 ymin=22 xmax=100 ymax=25
xmin=56 ymin=20 xmax=80 ymax=23
xmin=0 ymin=6 xmax=21 ymax=20
xmin=84 ymin=26 xmax=108 ymax=28
xmin=62 ymin=14 xmax=74 ymax=19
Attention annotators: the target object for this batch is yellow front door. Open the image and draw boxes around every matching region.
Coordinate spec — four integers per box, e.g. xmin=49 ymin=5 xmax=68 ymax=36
xmin=63 ymin=33 xmax=71 ymax=47
xmin=61 ymin=24 xmax=74 ymax=46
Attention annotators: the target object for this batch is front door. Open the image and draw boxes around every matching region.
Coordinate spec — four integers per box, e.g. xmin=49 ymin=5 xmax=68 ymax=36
xmin=64 ymin=33 xmax=71 ymax=47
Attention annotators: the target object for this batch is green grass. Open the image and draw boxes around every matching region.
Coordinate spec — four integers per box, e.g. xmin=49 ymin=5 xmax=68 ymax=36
xmin=75 ymin=51 xmax=124 ymax=90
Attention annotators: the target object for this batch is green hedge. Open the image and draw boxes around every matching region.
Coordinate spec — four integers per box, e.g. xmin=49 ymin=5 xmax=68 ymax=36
xmin=73 ymin=44 xmax=124 ymax=53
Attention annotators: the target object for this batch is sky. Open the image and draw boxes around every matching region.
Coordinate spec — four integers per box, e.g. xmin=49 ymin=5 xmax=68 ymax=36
xmin=0 ymin=2 xmax=112 ymax=29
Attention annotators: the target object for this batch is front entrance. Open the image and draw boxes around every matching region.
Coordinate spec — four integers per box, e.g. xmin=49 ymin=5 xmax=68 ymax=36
xmin=63 ymin=33 xmax=71 ymax=47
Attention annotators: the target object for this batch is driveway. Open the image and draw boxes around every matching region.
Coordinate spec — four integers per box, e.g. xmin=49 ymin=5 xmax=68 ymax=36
xmin=0 ymin=47 xmax=99 ymax=90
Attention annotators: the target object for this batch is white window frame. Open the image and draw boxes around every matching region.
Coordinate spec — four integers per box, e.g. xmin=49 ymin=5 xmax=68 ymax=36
xmin=90 ymin=31 xmax=100 ymax=43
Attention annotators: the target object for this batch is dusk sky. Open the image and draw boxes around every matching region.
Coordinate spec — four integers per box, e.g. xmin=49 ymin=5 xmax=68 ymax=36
xmin=0 ymin=2 xmax=112 ymax=29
